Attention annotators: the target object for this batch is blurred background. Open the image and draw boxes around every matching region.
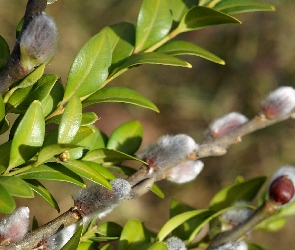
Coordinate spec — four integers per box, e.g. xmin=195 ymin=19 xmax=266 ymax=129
xmin=1 ymin=0 xmax=295 ymax=249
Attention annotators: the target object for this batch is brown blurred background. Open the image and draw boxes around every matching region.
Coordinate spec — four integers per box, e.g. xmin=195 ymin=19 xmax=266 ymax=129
xmin=1 ymin=0 xmax=295 ymax=249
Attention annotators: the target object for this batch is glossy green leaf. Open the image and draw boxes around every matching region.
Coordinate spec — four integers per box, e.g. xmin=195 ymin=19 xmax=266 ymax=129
xmin=156 ymin=40 xmax=225 ymax=64
xmin=0 ymin=176 xmax=33 ymax=198
xmin=0 ymin=183 xmax=15 ymax=214
xmin=61 ymin=160 xmax=112 ymax=189
xmin=7 ymin=74 xmax=58 ymax=114
xmin=157 ymin=209 xmax=211 ymax=241
xmin=0 ymin=165 xmax=6 ymax=174
xmin=82 ymin=86 xmax=159 ymax=112
xmin=17 ymin=163 xmax=85 ymax=187
xmin=8 ymin=101 xmax=45 ymax=170
xmin=26 ymin=179 xmax=60 ymax=211
xmin=178 ymin=6 xmax=241 ymax=33
xmin=42 ymin=79 xmax=64 ymax=117
xmin=135 ymin=0 xmax=172 ymax=53
xmin=77 ymin=242 xmax=98 ymax=250
xmin=0 ymin=116 xmax=9 ymax=135
xmin=36 ymin=144 xmax=81 ymax=166
xmin=63 ymin=31 xmax=112 ymax=101
xmin=169 ymin=0 xmax=197 ymax=23
xmin=214 ymin=0 xmax=275 ymax=15
xmin=82 ymin=161 xmax=115 ymax=180
xmin=247 ymin=242 xmax=266 ymax=250
xmin=0 ymin=141 xmax=12 ymax=168
xmin=118 ymin=219 xmax=150 ymax=250
xmin=110 ymin=52 xmax=191 ymax=80
xmin=151 ymin=183 xmax=165 ymax=199
xmin=148 ymin=242 xmax=168 ymax=250
xmin=0 ymin=35 xmax=10 ymax=71
xmin=107 ymin=120 xmax=142 ymax=155
xmin=82 ymin=148 xmax=144 ymax=164
xmin=32 ymin=216 xmax=39 ymax=230
xmin=61 ymin=225 xmax=83 ymax=250
xmin=16 ymin=18 xmax=24 ymax=38
xmin=104 ymin=22 xmax=135 ymax=71
xmin=209 ymin=176 xmax=267 ymax=211
xmin=58 ymin=96 xmax=82 ymax=144
xmin=97 ymin=222 xmax=123 ymax=237
xmin=100 ymin=244 xmax=114 ymax=250
xmin=47 ymin=112 xmax=98 ymax=126
xmin=0 ymin=93 xmax=5 ymax=126
xmin=108 ymin=165 xmax=136 ymax=176
xmin=256 ymin=215 xmax=286 ymax=232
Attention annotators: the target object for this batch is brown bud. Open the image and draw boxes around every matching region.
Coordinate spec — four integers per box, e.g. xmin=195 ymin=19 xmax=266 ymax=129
xmin=269 ymin=175 xmax=295 ymax=205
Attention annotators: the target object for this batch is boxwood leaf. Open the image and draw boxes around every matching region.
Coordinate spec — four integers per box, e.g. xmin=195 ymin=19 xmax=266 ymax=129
xmin=97 ymin=222 xmax=123 ymax=237
xmin=77 ymin=242 xmax=98 ymax=250
xmin=82 ymin=148 xmax=145 ymax=164
xmin=148 ymin=242 xmax=168 ymax=250
xmin=135 ymin=0 xmax=172 ymax=53
xmin=47 ymin=112 xmax=98 ymax=126
xmin=17 ymin=163 xmax=85 ymax=187
xmin=0 ymin=116 xmax=10 ymax=135
xmin=58 ymin=96 xmax=82 ymax=144
xmin=107 ymin=120 xmax=142 ymax=155
xmin=104 ymin=22 xmax=135 ymax=71
xmin=169 ymin=0 xmax=197 ymax=23
xmin=25 ymin=179 xmax=60 ymax=212
xmin=0 ymin=94 xmax=5 ymax=126
xmin=8 ymin=101 xmax=45 ymax=170
xmin=61 ymin=160 xmax=112 ymax=189
xmin=150 ymin=183 xmax=165 ymax=199
xmin=214 ymin=0 xmax=275 ymax=15
xmin=247 ymin=242 xmax=266 ymax=250
xmin=110 ymin=52 xmax=191 ymax=81
xmin=63 ymin=31 xmax=112 ymax=101
xmin=118 ymin=219 xmax=150 ymax=250
xmin=82 ymin=86 xmax=159 ymax=112
xmin=0 ymin=35 xmax=10 ymax=71
xmin=100 ymin=244 xmax=114 ymax=250
xmin=0 ymin=176 xmax=34 ymax=198
xmin=0 ymin=183 xmax=15 ymax=214
xmin=178 ymin=6 xmax=241 ymax=33
xmin=209 ymin=176 xmax=267 ymax=211
xmin=156 ymin=40 xmax=225 ymax=64
xmin=0 ymin=140 xmax=11 ymax=168
xmin=82 ymin=161 xmax=115 ymax=180
xmin=60 ymin=225 xmax=83 ymax=250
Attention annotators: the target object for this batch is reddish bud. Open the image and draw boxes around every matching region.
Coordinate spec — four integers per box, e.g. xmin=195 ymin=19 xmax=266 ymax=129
xmin=208 ymin=112 xmax=248 ymax=138
xmin=268 ymin=166 xmax=295 ymax=206
xmin=260 ymin=86 xmax=295 ymax=118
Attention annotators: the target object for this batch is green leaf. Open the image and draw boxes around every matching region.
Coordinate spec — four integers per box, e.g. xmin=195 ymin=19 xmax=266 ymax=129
xmin=61 ymin=225 xmax=83 ymax=250
xmin=42 ymin=78 xmax=64 ymax=117
xmin=107 ymin=120 xmax=142 ymax=155
xmin=157 ymin=209 xmax=212 ymax=241
xmin=110 ymin=52 xmax=191 ymax=81
xmin=178 ymin=6 xmax=241 ymax=33
xmin=61 ymin=160 xmax=112 ymax=189
xmin=118 ymin=219 xmax=150 ymax=250
xmin=148 ymin=242 xmax=168 ymax=250
xmin=0 ymin=35 xmax=10 ymax=71
xmin=104 ymin=22 xmax=135 ymax=71
xmin=82 ymin=161 xmax=115 ymax=180
xmin=63 ymin=31 xmax=112 ymax=101
xmin=256 ymin=215 xmax=287 ymax=232
xmin=17 ymin=163 xmax=85 ymax=187
xmin=0 ymin=116 xmax=9 ymax=135
xmin=26 ymin=179 xmax=60 ymax=212
xmin=100 ymin=244 xmax=114 ymax=250
xmin=0 ymin=141 xmax=12 ymax=168
xmin=169 ymin=0 xmax=197 ymax=23
xmin=156 ymin=40 xmax=225 ymax=64
xmin=135 ymin=0 xmax=172 ymax=53
xmin=6 ymin=74 xmax=58 ymax=114
xmin=32 ymin=216 xmax=39 ymax=230
xmin=0 ymin=183 xmax=15 ymax=214
xmin=214 ymin=0 xmax=275 ymax=15
xmin=16 ymin=18 xmax=24 ymax=38
xmin=58 ymin=96 xmax=82 ymax=144
xmin=82 ymin=148 xmax=145 ymax=164
xmin=151 ymin=183 xmax=165 ymax=199
xmin=97 ymin=222 xmax=123 ymax=237
xmin=47 ymin=112 xmax=98 ymax=126
xmin=209 ymin=176 xmax=267 ymax=211
xmin=77 ymin=242 xmax=98 ymax=250
xmin=247 ymin=242 xmax=266 ymax=250
xmin=82 ymin=86 xmax=159 ymax=112
xmin=8 ymin=101 xmax=45 ymax=170
xmin=0 ymin=176 xmax=34 ymax=198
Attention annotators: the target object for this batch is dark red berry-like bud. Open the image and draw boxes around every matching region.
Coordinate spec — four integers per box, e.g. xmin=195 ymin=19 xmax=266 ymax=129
xmin=269 ymin=175 xmax=295 ymax=205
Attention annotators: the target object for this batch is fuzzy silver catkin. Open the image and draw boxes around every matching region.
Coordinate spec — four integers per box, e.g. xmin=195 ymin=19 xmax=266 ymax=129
xmin=166 ymin=160 xmax=204 ymax=184
xmin=166 ymin=237 xmax=187 ymax=250
xmin=0 ymin=207 xmax=30 ymax=244
xmin=137 ymin=134 xmax=199 ymax=171
xmin=208 ymin=112 xmax=248 ymax=138
xmin=20 ymin=12 xmax=58 ymax=71
xmin=73 ymin=179 xmax=131 ymax=223
xmin=260 ymin=86 xmax=295 ymax=118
